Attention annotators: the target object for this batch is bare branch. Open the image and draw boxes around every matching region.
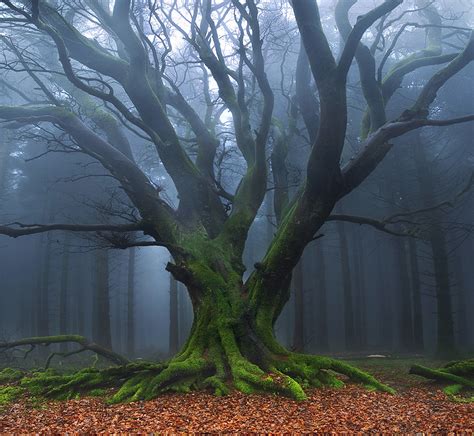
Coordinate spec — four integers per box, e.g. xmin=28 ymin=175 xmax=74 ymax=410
xmin=337 ymin=0 xmax=403 ymax=81
xmin=0 ymin=222 xmax=144 ymax=238
xmin=0 ymin=335 xmax=129 ymax=366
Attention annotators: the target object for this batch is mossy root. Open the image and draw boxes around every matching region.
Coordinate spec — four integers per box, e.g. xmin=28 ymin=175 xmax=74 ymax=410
xmin=410 ymin=360 xmax=474 ymax=402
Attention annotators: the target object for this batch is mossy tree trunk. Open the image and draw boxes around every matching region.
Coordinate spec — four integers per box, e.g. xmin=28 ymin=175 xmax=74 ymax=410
xmin=139 ymin=231 xmax=394 ymax=400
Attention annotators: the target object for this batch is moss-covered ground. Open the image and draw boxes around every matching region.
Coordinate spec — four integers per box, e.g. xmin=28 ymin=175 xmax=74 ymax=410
xmin=1 ymin=356 xmax=472 ymax=410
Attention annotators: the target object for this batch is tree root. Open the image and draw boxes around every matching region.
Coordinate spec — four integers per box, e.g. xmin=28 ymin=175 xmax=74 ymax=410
xmin=0 ymin=351 xmax=394 ymax=403
xmin=409 ymin=359 xmax=474 ymax=402
xmin=0 ymin=333 xmax=394 ymax=403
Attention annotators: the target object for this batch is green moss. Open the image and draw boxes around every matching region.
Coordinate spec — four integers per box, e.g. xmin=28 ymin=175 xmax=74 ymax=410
xmin=0 ymin=368 xmax=24 ymax=384
xmin=88 ymin=388 xmax=107 ymax=397
xmin=443 ymin=359 xmax=474 ymax=377
xmin=410 ymin=360 xmax=474 ymax=402
xmin=0 ymin=386 xmax=23 ymax=407
xmin=109 ymin=373 xmax=152 ymax=403
xmin=443 ymin=384 xmax=473 ymax=403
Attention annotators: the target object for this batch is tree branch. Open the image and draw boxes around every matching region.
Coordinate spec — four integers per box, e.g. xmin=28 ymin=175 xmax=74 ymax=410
xmin=337 ymin=0 xmax=403 ymax=81
xmin=0 ymin=222 xmax=143 ymax=238
xmin=0 ymin=335 xmax=129 ymax=366
xmin=327 ymin=214 xmax=416 ymax=237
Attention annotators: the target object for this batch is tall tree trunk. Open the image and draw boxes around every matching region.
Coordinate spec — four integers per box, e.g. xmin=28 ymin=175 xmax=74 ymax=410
xmin=394 ymin=238 xmax=415 ymax=351
xmin=431 ymin=231 xmax=455 ymax=356
xmin=38 ymin=235 xmax=52 ymax=337
xmin=336 ymin=220 xmax=355 ymax=350
xmin=313 ymin=240 xmax=329 ymax=351
xmin=93 ymin=249 xmax=112 ymax=350
xmin=169 ymin=272 xmax=179 ymax=356
xmin=59 ymin=233 xmax=71 ymax=352
xmin=292 ymin=259 xmax=305 ymax=352
xmin=376 ymin=236 xmax=393 ymax=350
xmin=414 ymin=135 xmax=455 ymax=356
xmin=408 ymin=238 xmax=424 ymax=351
xmin=77 ymin=256 xmax=85 ymax=335
xmin=352 ymin=230 xmax=367 ymax=350
xmin=127 ymin=247 xmax=136 ymax=357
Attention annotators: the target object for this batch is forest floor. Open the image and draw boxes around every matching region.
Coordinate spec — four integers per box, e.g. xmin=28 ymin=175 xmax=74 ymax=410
xmin=0 ymin=357 xmax=473 ymax=433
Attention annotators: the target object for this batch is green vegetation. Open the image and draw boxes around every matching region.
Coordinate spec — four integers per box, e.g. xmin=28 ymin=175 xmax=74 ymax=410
xmin=410 ymin=359 xmax=474 ymax=402
xmin=0 ymin=386 xmax=23 ymax=408
xmin=0 ymin=368 xmax=24 ymax=384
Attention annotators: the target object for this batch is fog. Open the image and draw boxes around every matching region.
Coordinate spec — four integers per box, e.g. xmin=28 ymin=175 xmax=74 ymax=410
xmin=0 ymin=0 xmax=473 ymax=370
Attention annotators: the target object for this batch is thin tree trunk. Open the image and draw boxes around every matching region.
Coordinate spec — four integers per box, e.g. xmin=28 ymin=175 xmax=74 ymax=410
xmin=376 ymin=236 xmax=393 ymax=350
xmin=353 ymin=230 xmax=367 ymax=350
xmin=93 ymin=249 xmax=112 ymax=350
xmin=38 ymin=235 xmax=52 ymax=337
xmin=59 ymin=233 xmax=71 ymax=352
xmin=430 ymin=230 xmax=455 ymax=355
xmin=77 ymin=257 xmax=85 ymax=335
xmin=313 ymin=240 xmax=329 ymax=351
xmin=395 ymin=237 xmax=415 ymax=351
xmin=414 ymin=134 xmax=455 ymax=356
xmin=127 ymin=247 xmax=136 ymax=356
xmin=408 ymin=238 xmax=424 ymax=351
xmin=337 ymin=220 xmax=355 ymax=350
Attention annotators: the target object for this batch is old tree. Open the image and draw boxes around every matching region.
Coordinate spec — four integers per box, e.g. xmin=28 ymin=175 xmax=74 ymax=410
xmin=0 ymin=0 xmax=473 ymax=400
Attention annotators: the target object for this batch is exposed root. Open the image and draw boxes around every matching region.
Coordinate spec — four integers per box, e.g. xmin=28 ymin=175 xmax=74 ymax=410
xmin=272 ymin=354 xmax=394 ymax=395
xmin=0 ymin=331 xmax=394 ymax=403
xmin=410 ymin=359 xmax=474 ymax=402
